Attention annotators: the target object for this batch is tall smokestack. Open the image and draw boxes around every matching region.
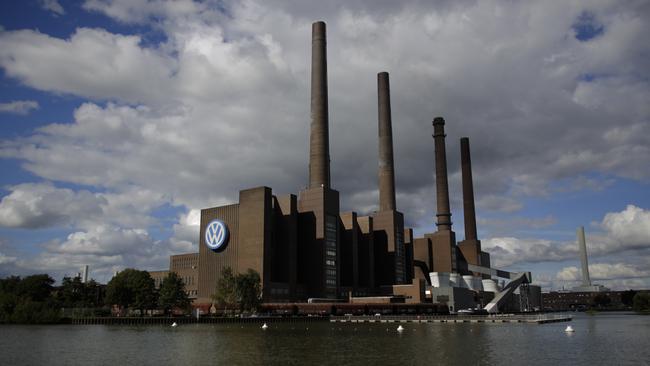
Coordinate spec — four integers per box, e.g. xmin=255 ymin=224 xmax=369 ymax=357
xmin=378 ymin=72 xmax=396 ymax=211
xmin=433 ymin=117 xmax=451 ymax=231
xmin=309 ymin=21 xmax=330 ymax=188
xmin=577 ymin=226 xmax=591 ymax=287
xmin=460 ymin=137 xmax=477 ymax=241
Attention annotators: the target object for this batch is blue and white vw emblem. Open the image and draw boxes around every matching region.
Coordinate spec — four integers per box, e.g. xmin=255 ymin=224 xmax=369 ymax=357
xmin=205 ymin=219 xmax=229 ymax=251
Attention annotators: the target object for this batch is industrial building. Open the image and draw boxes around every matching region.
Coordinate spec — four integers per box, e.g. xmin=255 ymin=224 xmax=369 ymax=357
xmin=149 ymin=253 xmax=199 ymax=299
xmin=152 ymin=21 xmax=540 ymax=313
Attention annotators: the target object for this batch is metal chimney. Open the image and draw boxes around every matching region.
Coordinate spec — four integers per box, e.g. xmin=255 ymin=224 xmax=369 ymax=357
xmin=577 ymin=226 xmax=591 ymax=286
xmin=432 ymin=117 xmax=452 ymax=230
xmin=378 ymin=72 xmax=396 ymax=211
xmin=308 ymin=21 xmax=330 ymax=188
xmin=460 ymin=137 xmax=478 ymax=241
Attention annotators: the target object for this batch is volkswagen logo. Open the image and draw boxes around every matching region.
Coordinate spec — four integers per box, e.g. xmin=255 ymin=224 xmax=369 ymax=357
xmin=205 ymin=219 xmax=229 ymax=251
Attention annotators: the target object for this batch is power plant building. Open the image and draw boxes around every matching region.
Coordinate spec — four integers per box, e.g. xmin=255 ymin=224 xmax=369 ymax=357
xmin=152 ymin=21 xmax=537 ymax=312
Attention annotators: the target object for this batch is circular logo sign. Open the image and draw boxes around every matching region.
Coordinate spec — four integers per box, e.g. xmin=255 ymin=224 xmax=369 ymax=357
xmin=205 ymin=219 xmax=229 ymax=251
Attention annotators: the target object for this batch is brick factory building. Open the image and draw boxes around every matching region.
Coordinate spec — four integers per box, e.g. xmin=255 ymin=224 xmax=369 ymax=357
xmin=151 ymin=21 xmax=537 ymax=312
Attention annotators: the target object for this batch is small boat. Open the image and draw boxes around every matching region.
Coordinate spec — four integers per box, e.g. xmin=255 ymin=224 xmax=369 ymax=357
xmin=171 ymin=322 xmax=178 ymax=327
xmin=565 ymin=325 xmax=574 ymax=332
xmin=261 ymin=323 xmax=269 ymax=330
xmin=397 ymin=325 xmax=404 ymax=332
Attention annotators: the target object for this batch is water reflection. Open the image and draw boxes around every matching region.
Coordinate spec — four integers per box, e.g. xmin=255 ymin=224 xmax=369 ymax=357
xmin=0 ymin=313 xmax=649 ymax=366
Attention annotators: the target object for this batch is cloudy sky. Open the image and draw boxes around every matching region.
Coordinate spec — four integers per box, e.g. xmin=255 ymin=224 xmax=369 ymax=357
xmin=0 ymin=0 xmax=648 ymax=291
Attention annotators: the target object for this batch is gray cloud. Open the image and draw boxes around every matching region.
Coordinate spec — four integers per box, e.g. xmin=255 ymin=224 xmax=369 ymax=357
xmin=0 ymin=100 xmax=40 ymax=115
xmin=0 ymin=0 xmax=648 ymax=277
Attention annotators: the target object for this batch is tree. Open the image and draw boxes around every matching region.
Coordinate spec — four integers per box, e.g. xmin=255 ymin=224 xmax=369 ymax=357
xmin=16 ymin=274 xmax=54 ymax=302
xmin=0 ymin=276 xmax=21 ymax=322
xmin=211 ymin=267 xmax=261 ymax=314
xmin=58 ymin=276 xmax=84 ymax=307
xmin=621 ymin=290 xmax=637 ymax=307
xmin=592 ymin=293 xmax=612 ymax=308
xmin=158 ymin=272 xmax=190 ymax=315
xmin=633 ymin=292 xmax=650 ymax=313
xmin=57 ymin=277 xmax=104 ymax=309
xmin=212 ymin=267 xmax=238 ymax=312
xmin=236 ymin=269 xmax=261 ymax=312
xmin=0 ymin=275 xmax=59 ymax=324
xmin=105 ymin=269 xmax=156 ymax=315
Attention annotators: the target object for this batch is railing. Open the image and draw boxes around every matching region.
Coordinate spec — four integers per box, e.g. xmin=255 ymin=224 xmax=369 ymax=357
xmin=331 ymin=313 xmax=573 ymax=323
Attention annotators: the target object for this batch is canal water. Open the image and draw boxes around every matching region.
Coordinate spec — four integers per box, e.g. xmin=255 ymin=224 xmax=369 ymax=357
xmin=1 ymin=312 xmax=648 ymax=365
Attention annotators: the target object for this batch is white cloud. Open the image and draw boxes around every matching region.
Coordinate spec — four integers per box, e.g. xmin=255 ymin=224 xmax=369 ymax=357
xmin=0 ymin=183 xmax=105 ymax=229
xmin=23 ymin=224 xmax=188 ymax=282
xmin=0 ymin=183 xmax=167 ymax=230
xmin=170 ymin=209 xmax=200 ymax=251
xmin=482 ymin=237 xmax=576 ymax=268
xmin=0 ymin=252 xmax=17 ymax=265
xmin=555 ymin=263 xmax=650 ymax=290
xmin=600 ymin=204 xmax=650 ymax=249
xmin=557 ymin=263 xmax=650 ymax=281
xmin=0 ymin=29 xmax=175 ymax=105
xmin=483 ymin=205 xmax=650 ymax=280
xmin=49 ymin=225 xmax=152 ymax=256
xmin=0 ymin=100 xmax=40 ymax=115
xmin=40 ymin=0 xmax=65 ymax=15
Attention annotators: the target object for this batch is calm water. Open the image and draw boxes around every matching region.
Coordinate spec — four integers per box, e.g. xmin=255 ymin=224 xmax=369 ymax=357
xmin=1 ymin=312 xmax=649 ymax=365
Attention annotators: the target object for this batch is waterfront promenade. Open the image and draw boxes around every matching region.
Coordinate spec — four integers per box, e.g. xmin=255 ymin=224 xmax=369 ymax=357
xmin=68 ymin=313 xmax=571 ymax=325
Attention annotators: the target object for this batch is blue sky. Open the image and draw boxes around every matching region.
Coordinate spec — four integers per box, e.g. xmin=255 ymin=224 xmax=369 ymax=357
xmin=1 ymin=0 xmax=649 ymax=291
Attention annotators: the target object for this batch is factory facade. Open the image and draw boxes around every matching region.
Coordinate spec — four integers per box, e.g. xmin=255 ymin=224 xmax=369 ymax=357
xmin=153 ymin=21 xmax=535 ymax=311
xmin=194 ymin=22 xmax=410 ymax=304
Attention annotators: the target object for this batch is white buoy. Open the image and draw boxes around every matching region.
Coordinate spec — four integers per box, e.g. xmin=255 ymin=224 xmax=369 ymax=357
xmin=565 ymin=325 xmax=574 ymax=332
xmin=397 ymin=325 xmax=404 ymax=332
xmin=261 ymin=323 xmax=268 ymax=330
xmin=171 ymin=322 xmax=178 ymax=327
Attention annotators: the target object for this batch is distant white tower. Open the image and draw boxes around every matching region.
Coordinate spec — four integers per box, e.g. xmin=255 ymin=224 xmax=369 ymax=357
xmin=577 ymin=227 xmax=591 ymax=287
xmin=82 ymin=265 xmax=89 ymax=284
xmin=573 ymin=226 xmax=608 ymax=292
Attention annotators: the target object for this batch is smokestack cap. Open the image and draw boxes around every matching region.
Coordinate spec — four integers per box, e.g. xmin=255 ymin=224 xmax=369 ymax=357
xmin=433 ymin=117 xmax=445 ymax=126
xmin=312 ymin=21 xmax=326 ymax=40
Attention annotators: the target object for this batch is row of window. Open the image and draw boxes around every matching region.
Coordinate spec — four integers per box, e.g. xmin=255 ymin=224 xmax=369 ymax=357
xmin=324 ymin=216 xmax=338 ymax=290
xmin=270 ymin=287 xmax=290 ymax=295
xmin=172 ymin=256 xmax=198 ymax=269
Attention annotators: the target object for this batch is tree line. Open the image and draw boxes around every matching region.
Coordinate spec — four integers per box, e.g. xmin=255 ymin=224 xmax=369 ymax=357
xmin=0 ymin=267 xmax=263 ymax=323
xmin=0 ymin=269 xmax=190 ymax=324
